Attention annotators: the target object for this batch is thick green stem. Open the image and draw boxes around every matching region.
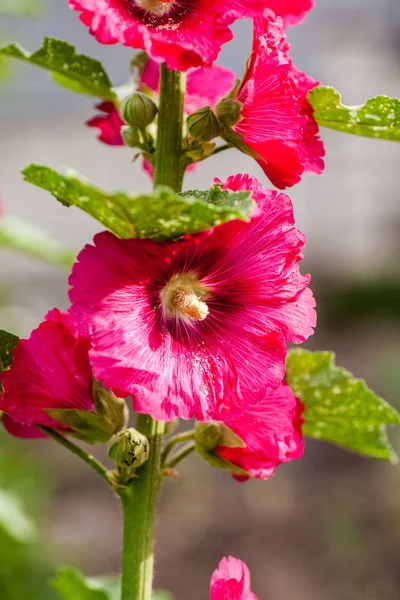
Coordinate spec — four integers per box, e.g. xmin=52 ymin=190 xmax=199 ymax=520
xmin=119 ymin=415 xmax=165 ymax=600
xmin=153 ymin=64 xmax=185 ymax=192
xmin=119 ymin=63 xmax=185 ymax=600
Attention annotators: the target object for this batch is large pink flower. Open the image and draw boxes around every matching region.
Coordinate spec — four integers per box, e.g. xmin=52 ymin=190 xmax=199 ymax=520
xmin=69 ymin=174 xmax=315 ymax=422
xmin=69 ymin=0 xmax=266 ymax=71
xmin=231 ymin=11 xmax=324 ymax=189
xmin=216 ymin=383 xmax=304 ymax=480
xmin=0 ymin=308 xmax=94 ymax=438
xmin=210 ymin=557 xmax=258 ymax=600
xmin=268 ymin=0 xmax=316 ymax=26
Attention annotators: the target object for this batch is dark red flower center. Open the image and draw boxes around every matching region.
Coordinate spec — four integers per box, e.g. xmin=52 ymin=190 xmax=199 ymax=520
xmin=117 ymin=0 xmax=195 ymax=27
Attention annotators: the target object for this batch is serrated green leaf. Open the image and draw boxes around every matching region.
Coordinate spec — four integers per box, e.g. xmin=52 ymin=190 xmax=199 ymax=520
xmin=287 ymin=349 xmax=400 ymax=461
xmin=0 ymin=38 xmax=115 ymax=100
xmin=0 ymin=0 xmax=42 ymax=17
xmin=309 ymin=86 xmax=400 ymax=141
xmin=23 ymin=165 xmax=254 ymax=241
xmin=0 ymin=217 xmax=75 ymax=268
xmin=0 ymin=329 xmax=19 ymax=373
xmin=53 ymin=567 xmax=111 ymax=600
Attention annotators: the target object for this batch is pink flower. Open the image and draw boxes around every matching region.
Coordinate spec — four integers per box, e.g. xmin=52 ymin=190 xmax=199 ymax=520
xmin=0 ymin=308 xmax=94 ymax=438
xmin=216 ymin=383 xmax=304 ymax=480
xmin=69 ymin=174 xmax=315 ymax=422
xmin=210 ymin=557 xmax=258 ymax=600
xmin=268 ymin=0 xmax=316 ymax=26
xmin=69 ymin=0 xmax=266 ymax=71
xmin=231 ymin=11 xmax=324 ymax=189
xmin=86 ymin=101 xmax=124 ymax=146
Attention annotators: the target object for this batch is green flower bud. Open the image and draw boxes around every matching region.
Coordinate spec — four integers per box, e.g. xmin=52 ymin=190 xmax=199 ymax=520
xmin=108 ymin=428 xmax=150 ymax=468
xmin=187 ymin=106 xmax=221 ymax=142
xmin=215 ymin=98 xmax=243 ymax=128
xmin=121 ymin=92 xmax=158 ymax=129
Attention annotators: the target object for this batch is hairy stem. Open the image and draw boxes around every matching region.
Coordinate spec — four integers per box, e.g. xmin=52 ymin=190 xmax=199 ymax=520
xmin=153 ymin=64 xmax=185 ymax=192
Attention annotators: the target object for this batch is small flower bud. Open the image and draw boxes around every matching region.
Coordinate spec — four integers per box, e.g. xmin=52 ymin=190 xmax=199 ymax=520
xmin=187 ymin=107 xmax=221 ymax=142
xmin=108 ymin=428 xmax=150 ymax=468
xmin=121 ymin=92 xmax=158 ymax=129
xmin=215 ymin=98 xmax=243 ymax=128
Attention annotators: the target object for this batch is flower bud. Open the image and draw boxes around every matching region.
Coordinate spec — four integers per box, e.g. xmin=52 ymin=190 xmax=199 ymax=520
xmin=121 ymin=92 xmax=158 ymax=129
xmin=108 ymin=428 xmax=150 ymax=468
xmin=187 ymin=107 xmax=221 ymax=142
xmin=194 ymin=421 xmax=247 ymax=476
xmin=215 ymin=98 xmax=243 ymax=128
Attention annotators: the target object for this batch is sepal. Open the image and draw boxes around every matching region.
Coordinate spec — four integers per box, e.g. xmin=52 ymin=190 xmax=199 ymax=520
xmin=194 ymin=422 xmax=248 ymax=477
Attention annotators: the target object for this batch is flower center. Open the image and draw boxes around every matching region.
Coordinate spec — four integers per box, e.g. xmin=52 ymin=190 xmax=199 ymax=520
xmin=161 ymin=273 xmax=209 ymax=322
xmin=133 ymin=0 xmax=175 ymax=16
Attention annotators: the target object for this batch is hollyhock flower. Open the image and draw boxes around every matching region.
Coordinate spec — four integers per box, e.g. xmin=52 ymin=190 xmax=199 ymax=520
xmin=0 ymin=308 xmax=94 ymax=438
xmin=216 ymin=383 xmax=304 ymax=480
xmin=268 ymin=0 xmax=316 ymax=26
xmin=210 ymin=557 xmax=257 ymax=600
xmin=86 ymin=101 xmax=124 ymax=145
xmin=227 ymin=11 xmax=324 ymax=189
xmin=69 ymin=0 xmax=266 ymax=71
xmin=69 ymin=173 xmax=315 ymax=422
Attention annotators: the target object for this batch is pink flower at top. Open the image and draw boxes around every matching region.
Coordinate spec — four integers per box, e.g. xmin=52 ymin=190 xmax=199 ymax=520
xmin=216 ymin=383 xmax=304 ymax=480
xmin=0 ymin=308 xmax=94 ymax=438
xmin=269 ymin=0 xmax=316 ymax=26
xmin=69 ymin=173 xmax=315 ymax=422
xmin=210 ymin=557 xmax=258 ymax=600
xmin=69 ymin=0 xmax=266 ymax=72
xmin=231 ymin=11 xmax=324 ymax=189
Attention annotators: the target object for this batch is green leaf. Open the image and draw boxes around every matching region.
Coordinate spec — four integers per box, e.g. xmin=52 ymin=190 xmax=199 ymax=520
xmin=23 ymin=165 xmax=255 ymax=241
xmin=0 ymin=490 xmax=37 ymax=543
xmin=0 ymin=38 xmax=115 ymax=100
xmin=286 ymin=349 xmax=400 ymax=461
xmin=0 ymin=0 xmax=42 ymax=17
xmin=53 ymin=567 xmax=113 ymax=600
xmin=0 ymin=217 xmax=75 ymax=268
xmin=0 ymin=329 xmax=19 ymax=373
xmin=309 ymin=86 xmax=400 ymax=141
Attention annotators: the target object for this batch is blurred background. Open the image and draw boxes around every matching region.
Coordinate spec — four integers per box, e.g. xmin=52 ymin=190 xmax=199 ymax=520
xmin=1 ymin=1 xmax=400 ymax=599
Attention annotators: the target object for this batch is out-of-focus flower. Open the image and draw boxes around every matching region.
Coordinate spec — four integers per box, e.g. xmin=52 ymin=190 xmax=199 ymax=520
xmin=210 ymin=556 xmax=258 ymax=600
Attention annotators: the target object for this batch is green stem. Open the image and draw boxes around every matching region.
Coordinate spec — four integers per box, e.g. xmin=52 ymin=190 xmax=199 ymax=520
xmin=164 ymin=443 xmax=195 ymax=470
xmin=153 ymin=64 xmax=185 ymax=192
xmin=37 ymin=426 xmax=113 ymax=488
xmin=161 ymin=430 xmax=195 ymax=466
xmin=119 ymin=62 xmax=185 ymax=600
xmin=119 ymin=415 xmax=165 ymax=600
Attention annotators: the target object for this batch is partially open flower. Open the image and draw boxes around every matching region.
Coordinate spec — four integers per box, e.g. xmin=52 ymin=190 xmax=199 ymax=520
xmin=210 ymin=557 xmax=258 ymax=600
xmin=69 ymin=174 xmax=315 ymax=422
xmin=69 ymin=0 xmax=266 ymax=71
xmin=86 ymin=101 xmax=124 ymax=146
xmin=0 ymin=309 xmax=94 ymax=438
xmin=215 ymin=383 xmax=304 ymax=481
xmin=220 ymin=11 xmax=324 ymax=189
